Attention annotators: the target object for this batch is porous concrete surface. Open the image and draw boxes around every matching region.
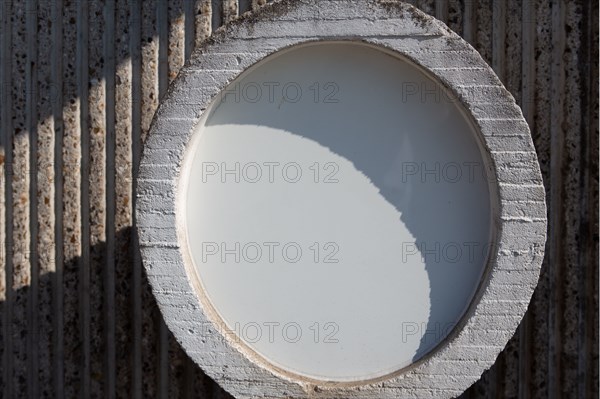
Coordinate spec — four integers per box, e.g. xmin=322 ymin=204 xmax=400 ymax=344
xmin=0 ymin=0 xmax=597 ymax=398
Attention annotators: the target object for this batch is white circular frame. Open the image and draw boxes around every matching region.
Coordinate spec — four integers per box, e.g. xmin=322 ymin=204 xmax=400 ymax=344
xmin=136 ymin=1 xmax=547 ymax=397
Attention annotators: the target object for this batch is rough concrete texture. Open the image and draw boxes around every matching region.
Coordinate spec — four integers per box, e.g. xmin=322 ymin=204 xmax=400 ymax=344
xmin=138 ymin=1 xmax=546 ymax=397
xmin=0 ymin=0 xmax=597 ymax=398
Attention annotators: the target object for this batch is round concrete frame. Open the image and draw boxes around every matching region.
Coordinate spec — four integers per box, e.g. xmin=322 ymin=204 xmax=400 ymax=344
xmin=136 ymin=1 xmax=547 ymax=397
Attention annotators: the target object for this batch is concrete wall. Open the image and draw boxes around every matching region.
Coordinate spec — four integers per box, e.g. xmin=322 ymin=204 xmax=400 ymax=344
xmin=0 ymin=0 xmax=597 ymax=398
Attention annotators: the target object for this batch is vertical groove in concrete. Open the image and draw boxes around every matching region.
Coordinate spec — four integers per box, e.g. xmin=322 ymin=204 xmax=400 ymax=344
xmin=212 ymin=0 xmax=223 ymax=30
xmin=580 ymin=4 xmax=600 ymax=398
xmin=0 ymin=0 xmax=13 ymax=397
xmin=592 ymin=19 xmax=600 ymax=380
xmin=140 ymin=0 xmax=159 ymax=140
xmin=491 ymin=0 xmax=506 ymax=80
xmin=130 ymin=0 xmax=143 ymax=396
xmin=25 ymin=1 xmax=39 ymax=397
xmin=50 ymin=0 xmax=65 ymax=395
xmin=239 ymin=0 xmax=252 ymax=16
xmin=529 ymin=1 xmax=552 ymax=397
xmin=168 ymin=0 xmax=185 ymax=82
xmin=185 ymin=0 xmax=196 ymax=61
xmin=62 ymin=0 xmax=82 ymax=395
xmin=115 ymin=0 xmax=134 ymax=395
xmin=577 ymin=2 xmax=593 ymax=396
xmin=461 ymin=0 xmax=474 ymax=45
xmin=504 ymin=0 xmax=522 ymax=101
xmin=475 ymin=0 xmax=492 ymax=65
xmin=158 ymin=0 xmax=169 ymax=99
xmin=548 ymin=0 xmax=566 ymax=397
xmin=87 ymin=0 xmax=108 ymax=397
xmin=521 ymin=0 xmax=535 ymax=127
xmin=489 ymin=356 xmax=501 ymax=399
xmin=182 ymin=357 xmax=196 ymax=399
xmin=560 ymin=2 xmax=584 ymax=397
xmin=104 ymin=0 xmax=117 ymax=397
xmin=434 ymin=0 xmax=447 ymax=24
xmin=11 ymin=0 xmax=30 ymax=396
xmin=77 ymin=0 xmax=91 ymax=396
xmin=0 ymin=0 xmax=4 ymax=375
xmin=35 ymin=0 xmax=56 ymax=396
xmin=519 ymin=0 xmax=536 ymax=397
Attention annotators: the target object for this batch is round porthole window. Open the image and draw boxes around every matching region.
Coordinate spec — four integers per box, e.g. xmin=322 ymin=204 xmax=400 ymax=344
xmin=137 ymin=1 xmax=546 ymax=397
xmin=184 ymin=41 xmax=492 ymax=382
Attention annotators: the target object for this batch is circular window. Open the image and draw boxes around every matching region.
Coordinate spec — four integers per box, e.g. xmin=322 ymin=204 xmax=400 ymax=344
xmin=182 ymin=42 xmax=492 ymax=382
xmin=138 ymin=2 xmax=546 ymax=397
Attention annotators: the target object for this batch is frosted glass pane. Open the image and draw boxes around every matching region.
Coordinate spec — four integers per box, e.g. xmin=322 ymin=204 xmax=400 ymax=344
xmin=184 ymin=42 xmax=492 ymax=382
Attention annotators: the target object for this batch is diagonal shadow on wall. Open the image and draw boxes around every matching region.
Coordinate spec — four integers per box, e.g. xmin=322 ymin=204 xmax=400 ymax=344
xmin=0 ymin=227 xmax=235 ymax=398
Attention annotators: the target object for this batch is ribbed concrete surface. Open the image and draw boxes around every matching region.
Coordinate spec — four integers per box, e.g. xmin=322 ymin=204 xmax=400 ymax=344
xmin=0 ymin=0 xmax=597 ymax=398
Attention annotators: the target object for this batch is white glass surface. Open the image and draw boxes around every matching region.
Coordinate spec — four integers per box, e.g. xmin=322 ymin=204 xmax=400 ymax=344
xmin=184 ymin=42 xmax=491 ymax=382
